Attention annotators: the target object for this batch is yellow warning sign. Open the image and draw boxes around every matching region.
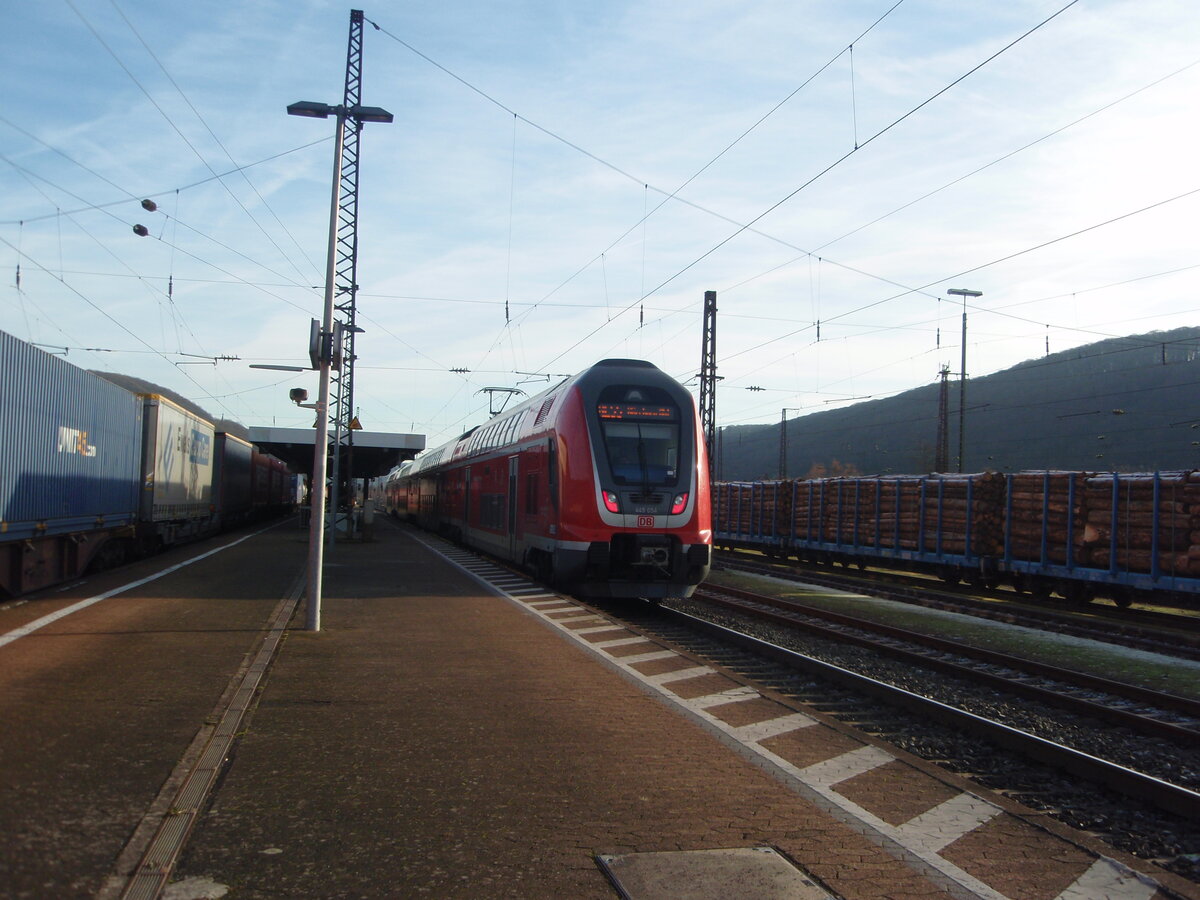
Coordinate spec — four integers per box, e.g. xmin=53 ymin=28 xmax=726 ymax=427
xmin=349 ymin=417 xmax=363 ymax=430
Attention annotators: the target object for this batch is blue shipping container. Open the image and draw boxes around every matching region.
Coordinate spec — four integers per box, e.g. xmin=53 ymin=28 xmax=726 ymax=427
xmin=0 ymin=330 xmax=143 ymax=540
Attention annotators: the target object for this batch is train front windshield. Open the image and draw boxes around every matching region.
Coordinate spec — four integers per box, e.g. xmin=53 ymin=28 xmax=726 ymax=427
xmin=597 ymin=397 xmax=680 ymax=487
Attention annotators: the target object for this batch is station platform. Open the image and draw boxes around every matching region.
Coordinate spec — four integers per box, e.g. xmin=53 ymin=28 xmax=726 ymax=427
xmin=0 ymin=517 xmax=1193 ymax=900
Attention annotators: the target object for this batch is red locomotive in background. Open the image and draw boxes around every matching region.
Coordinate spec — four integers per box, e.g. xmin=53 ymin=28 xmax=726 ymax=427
xmin=383 ymin=359 xmax=712 ymax=599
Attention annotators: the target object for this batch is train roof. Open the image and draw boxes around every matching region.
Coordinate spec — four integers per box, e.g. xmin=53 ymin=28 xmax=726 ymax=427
xmin=402 ymin=359 xmax=689 ymax=476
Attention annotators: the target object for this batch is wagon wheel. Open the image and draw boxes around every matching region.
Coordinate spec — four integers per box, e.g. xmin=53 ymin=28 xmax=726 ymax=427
xmin=1058 ymin=582 xmax=1092 ymax=605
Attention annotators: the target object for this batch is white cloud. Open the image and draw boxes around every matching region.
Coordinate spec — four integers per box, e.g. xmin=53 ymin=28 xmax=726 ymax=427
xmin=3 ymin=0 xmax=1199 ymax=449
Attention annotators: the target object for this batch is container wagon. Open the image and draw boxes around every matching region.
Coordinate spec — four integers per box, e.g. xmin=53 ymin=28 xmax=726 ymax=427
xmin=0 ymin=330 xmax=144 ymax=595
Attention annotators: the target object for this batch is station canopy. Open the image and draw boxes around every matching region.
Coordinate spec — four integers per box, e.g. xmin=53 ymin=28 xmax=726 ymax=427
xmin=248 ymin=427 xmax=424 ymax=480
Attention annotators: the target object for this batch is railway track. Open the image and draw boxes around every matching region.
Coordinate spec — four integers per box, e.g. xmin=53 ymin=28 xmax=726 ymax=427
xmin=610 ymin=593 xmax=1200 ymax=882
xmin=438 ymin=536 xmax=1200 ymax=882
xmin=650 ymin=592 xmax=1200 ymax=821
xmin=716 ymin=550 xmax=1200 ymax=661
xmin=691 ymin=583 xmax=1200 ymax=746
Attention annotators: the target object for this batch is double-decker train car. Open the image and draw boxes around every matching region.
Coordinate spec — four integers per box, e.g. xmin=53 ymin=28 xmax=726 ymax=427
xmin=714 ymin=470 xmax=1200 ymax=607
xmin=390 ymin=359 xmax=712 ymax=599
xmin=0 ymin=329 xmax=294 ymax=598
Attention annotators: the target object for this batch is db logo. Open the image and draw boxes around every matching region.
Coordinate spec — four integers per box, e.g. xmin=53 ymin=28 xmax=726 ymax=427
xmin=637 ymin=515 xmax=655 ymax=528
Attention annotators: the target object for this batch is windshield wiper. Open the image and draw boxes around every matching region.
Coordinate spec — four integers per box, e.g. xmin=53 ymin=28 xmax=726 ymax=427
xmin=636 ymin=435 xmax=650 ymax=493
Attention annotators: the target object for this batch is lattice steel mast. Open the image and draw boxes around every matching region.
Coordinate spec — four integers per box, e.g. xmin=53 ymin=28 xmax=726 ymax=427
xmin=329 ymin=10 xmax=366 ymax=526
xmin=935 ymin=365 xmax=950 ymax=473
xmin=698 ymin=290 xmax=718 ymax=479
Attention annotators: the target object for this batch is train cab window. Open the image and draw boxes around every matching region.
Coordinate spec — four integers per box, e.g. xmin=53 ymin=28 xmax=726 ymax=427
xmin=602 ymin=422 xmax=678 ymax=485
xmin=596 ymin=386 xmax=680 ymax=487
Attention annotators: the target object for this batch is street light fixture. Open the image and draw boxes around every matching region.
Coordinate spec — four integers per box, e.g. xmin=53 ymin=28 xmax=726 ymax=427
xmin=289 ymin=98 xmax=392 ymax=632
xmin=947 ymin=288 xmax=982 ymax=473
xmin=286 ymin=101 xmax=394 ymax=124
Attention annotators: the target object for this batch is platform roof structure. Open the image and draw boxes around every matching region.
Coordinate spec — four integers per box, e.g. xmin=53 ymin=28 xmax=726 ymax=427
xmin=247 ymin=427 xmax=424 ymax=480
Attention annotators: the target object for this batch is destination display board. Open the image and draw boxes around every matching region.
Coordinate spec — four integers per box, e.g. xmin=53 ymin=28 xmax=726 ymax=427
xmin=597 ymin=403 xmax=677 ymax=420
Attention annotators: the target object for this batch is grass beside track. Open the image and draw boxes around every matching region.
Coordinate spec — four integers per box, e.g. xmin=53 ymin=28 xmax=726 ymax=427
xmin=705 ymin=568 xmax=1200 ymax=701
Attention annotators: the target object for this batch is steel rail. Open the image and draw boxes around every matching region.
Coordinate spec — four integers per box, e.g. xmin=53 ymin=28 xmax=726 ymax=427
xmin=694 ymin=584 xmax=1200 ymax=742
xmin=716 ymin=551 xmax=1200 ymax=660
xmin=660 ymin=603 xmax=1200 ymax=822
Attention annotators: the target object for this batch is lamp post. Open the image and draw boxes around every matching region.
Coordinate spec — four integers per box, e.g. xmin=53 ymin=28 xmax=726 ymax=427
xmin=288 ymin=99 xmax=392 ymax=631
xmin=947 ymin=288 xmax=982 ymax=473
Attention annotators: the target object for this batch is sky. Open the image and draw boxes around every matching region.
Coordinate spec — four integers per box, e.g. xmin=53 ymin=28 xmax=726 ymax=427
xmin=2 ymin=0 xmax=1199 ymax=450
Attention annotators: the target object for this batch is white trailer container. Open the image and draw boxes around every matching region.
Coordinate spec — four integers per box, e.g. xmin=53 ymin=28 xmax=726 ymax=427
xmin=140 ymin=394 xmax=215 ymax=543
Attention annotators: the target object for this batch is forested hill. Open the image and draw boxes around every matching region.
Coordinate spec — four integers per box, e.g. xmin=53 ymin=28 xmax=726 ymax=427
xmin=718 ymin=326 xmax=1200 ymax=481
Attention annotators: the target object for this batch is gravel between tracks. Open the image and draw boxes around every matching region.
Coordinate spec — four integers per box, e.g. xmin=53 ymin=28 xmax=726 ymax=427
xmin=662 ymin=594 xmax=1200 ymax=884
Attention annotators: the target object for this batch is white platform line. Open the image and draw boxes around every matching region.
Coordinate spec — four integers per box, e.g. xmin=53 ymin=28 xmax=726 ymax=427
xmin=645 ymin=665 xmax=713 ymax=685
xmin=732 ymin=713 xmax=817 ymax=743
xmin=685 ymin=686 xmax=762 ymax=710
xmin=592 ymin=636 xmax=651 ymax=650
xmin=619 ymin=650 xmax=682 ymax=665
xmin=1053 ymin=857 xmax=1160 ymax=900
xmin=800 ymin=745 xmax=894 ymax=789
xmin=410 ymin=532 xmax=1173 ymax=900
xmin=894 ymin=793 xmax=1003 ymax=854
xmin=573 ymin=624 xmax=630 ymax=636
xmin=751 ymin=741 xmax=1011 ymax=900
xmin=0 ymin=524 xmax=278 ymax=650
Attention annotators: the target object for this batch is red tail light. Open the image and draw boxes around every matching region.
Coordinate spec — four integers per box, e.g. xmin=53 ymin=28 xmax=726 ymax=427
xmin=602 ymin=490 xmax=620 ymax=513
xmin=670 ymin=492 xmax=688 ymax=515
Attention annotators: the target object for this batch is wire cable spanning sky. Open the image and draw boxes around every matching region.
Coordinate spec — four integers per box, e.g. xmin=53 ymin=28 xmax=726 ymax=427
xmin=3 ymin=0 xmax=1198 ymax=445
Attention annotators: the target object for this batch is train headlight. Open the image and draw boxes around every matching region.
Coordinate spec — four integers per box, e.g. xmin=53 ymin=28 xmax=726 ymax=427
xmin=670 ymin=492 xmax=688 ymax=515
xmin=602 ymin=490 xmax=620 ymax=513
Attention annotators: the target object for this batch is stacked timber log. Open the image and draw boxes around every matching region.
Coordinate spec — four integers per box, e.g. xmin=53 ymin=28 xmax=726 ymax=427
xmin=1077 ymin=472 xmax=1198 ymax=575
xmin=1003 ymin=471 xmax=1088 ymax=566
xmin=786 ymin=474 xmax=1005 ymax=556
xmin=1001 ymin=471 xmax=1200 ymax=575
xmin=712 ymin=481 xmax=792 ymax=538
xmin=713 ymin=482 xmax=752 ymax=536
xmin=714 ymin=470 xmax=1200 ymax=580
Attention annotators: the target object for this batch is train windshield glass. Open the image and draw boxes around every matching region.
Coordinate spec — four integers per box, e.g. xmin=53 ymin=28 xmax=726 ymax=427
xmin=599 ymin=418 xmax=679 ymax=487
xmin=596 ymin=385 xmax=681 ymax=486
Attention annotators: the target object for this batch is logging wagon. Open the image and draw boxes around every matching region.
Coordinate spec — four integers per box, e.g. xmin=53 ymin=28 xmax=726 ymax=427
xmin=713 ymin=471 xmax=1200 ymax=608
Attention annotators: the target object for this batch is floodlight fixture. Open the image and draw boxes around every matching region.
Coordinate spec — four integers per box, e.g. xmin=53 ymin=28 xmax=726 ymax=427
xmin=287 ymin=101 xmax=393 ymax=124
xmin=287 ymin=100 xmax=335 ymax=118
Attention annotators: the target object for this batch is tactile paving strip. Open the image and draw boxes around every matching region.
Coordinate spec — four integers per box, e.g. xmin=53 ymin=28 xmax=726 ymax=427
xmin=424 ymin=536 xmax=1178 ymax=900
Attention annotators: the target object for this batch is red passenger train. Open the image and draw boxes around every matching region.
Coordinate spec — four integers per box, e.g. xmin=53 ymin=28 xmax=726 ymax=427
xmin=384 ymin=359 xmax=712 ymax=599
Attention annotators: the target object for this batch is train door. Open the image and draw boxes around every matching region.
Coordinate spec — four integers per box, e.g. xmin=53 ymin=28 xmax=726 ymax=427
xmin=507 ymin=455 xmax=519 ymax=557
